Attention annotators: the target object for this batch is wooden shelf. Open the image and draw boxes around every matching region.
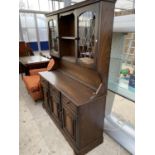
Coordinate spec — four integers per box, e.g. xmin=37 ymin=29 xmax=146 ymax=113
xmin=61 ymin=36 xmax=76 ymax=40
xmin=108 ymin=79 xmax=135 ymax=101
xmin=62 ymin=56 xmax=76 ymax=63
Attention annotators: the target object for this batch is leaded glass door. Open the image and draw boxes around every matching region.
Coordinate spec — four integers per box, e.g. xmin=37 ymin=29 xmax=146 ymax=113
xmin=48 ymin=15 xmax=60 ymax=57
xmin=75 ymin=3 xmax=99 ymax=68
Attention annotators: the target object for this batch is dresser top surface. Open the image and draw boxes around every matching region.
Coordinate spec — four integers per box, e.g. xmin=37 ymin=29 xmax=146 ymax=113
xmin=39 ymin=70 xmax=95 ymax=106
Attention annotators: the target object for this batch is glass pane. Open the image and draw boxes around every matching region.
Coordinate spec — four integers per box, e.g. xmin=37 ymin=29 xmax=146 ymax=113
xmin=111 ymin=92 xmax=135 ymax=128
xmin=38 ymin=28 xmax=48 ymax=41
xmin=49 ymin=19 xmax=58 ymax=52
xmin=49 ymin=1 xmax=59 ymax=11
xmin=49 ymin=1 xmax=53 ymax=11
xmin=20 ymin=13 xmax=26 ymax=28
xmin=37 ymin=14 xmax=47 ymax=28
xmin=22 ymin=28 xmax=29 ymax=42
xmin=19 ymin=33 xmax=21 ymax=41
xmin=27 ymin=28 xmax=37 ymax=41
xmin=39 ymin=0 xmax=49 ymax=11
xmin=25 ymin=13 xmax=35 ymax=28
xmin=78 ymin=11 xmax=96 ymax=66
xmin=108 ymin=33 xmax=135 ymax=101
xmin=28 ymin=0 xmax=39 ymax=10
xmin=60 ymin=2 xmax=64 ymax=9
xmin=19 ymin=0 xmax=28 ymax=9
xmin=53 ymin=1 xmax=59 ymax=10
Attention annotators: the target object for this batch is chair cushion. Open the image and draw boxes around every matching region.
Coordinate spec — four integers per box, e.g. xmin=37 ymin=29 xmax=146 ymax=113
xmin=29 ymin=90 xmax=43 ymax=101
xmin=47 ymin=59 xmax=55 ymax=71
xmin=23 ymin=75 xmax=41 ymax=92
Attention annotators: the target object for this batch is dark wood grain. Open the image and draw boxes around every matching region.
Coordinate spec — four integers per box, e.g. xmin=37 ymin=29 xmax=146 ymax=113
xmin=46 ymin=0 xmax=116 ymax=17
xmin=39 ymin=70 xmax=94 ymax=106
xmin=59 ymin=13 xmax=75 ymax=37
xmin=97 ymin=1 xmax=115 ymax=93
xmin=60 ymin=39 xmax=75 ymax=57
xmin=41 ymin=0 xmax=116 ymax=154
xmin=60 ymin=59 xmax=101 ymax=90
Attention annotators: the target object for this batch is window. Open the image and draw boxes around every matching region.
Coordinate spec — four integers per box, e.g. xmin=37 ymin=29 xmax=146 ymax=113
xmin=28 ymin=0 xmax=39 ymax=10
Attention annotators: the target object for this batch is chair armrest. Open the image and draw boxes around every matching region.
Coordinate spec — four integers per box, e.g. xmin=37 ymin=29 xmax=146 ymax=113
xmin=29 ymin=68 xmax=47 ymax=75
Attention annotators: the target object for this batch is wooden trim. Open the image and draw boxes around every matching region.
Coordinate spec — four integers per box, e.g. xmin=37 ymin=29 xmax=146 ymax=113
xmin=46 ymin=0 xmax=116 ymax=17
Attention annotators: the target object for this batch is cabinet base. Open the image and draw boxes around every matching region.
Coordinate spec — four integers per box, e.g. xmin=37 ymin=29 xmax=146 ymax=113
xmin=74 ymin=137 xmax=103 ymax=155
xmin=44 ymin=107 xmax=103 ymax=155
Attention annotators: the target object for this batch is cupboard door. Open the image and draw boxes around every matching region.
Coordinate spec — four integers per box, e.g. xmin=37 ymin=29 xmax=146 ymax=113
xmin=48 ymin=15 xmax=60 ymax=57
xmin=51 ymin=99 xmax=62 ymax=126
xmin=53 ymin=100 xmax=59 ymax=118
xmin=75 ymin=3 xmax=99 ymax=68
xmin=42 ymin=84 xmax=50 ymax=112
xmin=49 ymin=85 xmax=62 ymax=125
xmin=63 ymin=106 xmax=76 ymax=140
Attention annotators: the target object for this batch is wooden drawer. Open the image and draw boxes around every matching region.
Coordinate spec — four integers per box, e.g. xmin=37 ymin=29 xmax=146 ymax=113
xmin=62 ymin=95 xmax=77 ymax=114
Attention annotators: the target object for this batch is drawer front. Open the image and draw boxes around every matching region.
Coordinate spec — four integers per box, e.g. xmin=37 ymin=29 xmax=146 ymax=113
xmin=61 ymin=95 xmax=77 ymax=114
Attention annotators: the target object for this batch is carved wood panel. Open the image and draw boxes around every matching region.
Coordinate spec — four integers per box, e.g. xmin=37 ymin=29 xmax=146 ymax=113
xmin=63 ymin=106 xmax=76 ymax=140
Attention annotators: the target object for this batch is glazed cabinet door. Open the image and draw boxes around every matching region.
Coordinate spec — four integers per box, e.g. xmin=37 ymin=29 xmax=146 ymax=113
xmin=49 ymin=85 xmax=62 ymax=126
xmin=48 ymin=15 xmax=60 ymax=57
xmin=75 ymin=3 xmax=99 ymax=68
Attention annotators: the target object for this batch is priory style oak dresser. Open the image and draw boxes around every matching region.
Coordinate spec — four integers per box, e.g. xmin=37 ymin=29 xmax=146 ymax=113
xmin=39 ymin=0 xmax=116 ymax=154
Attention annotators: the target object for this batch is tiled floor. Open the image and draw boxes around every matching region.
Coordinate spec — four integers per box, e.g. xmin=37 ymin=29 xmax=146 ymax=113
xmin=19 ymin=75 xmax=131 ymax=155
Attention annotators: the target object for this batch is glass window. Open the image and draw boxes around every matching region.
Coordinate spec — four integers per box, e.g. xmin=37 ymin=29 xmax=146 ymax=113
xmin=25 ymin=13 xmax=35 ymax=28
xmin=38 ymin=28 xmax=48 ymax=41
xmin=37 ymin=14 xmax=47 ymax=28
xmin=49 ymin=0 xmax=59 ymax=11
xmin=19 ymin=0 xmax=28 ymax=9
xmin=20 ymin=13 xmax=26 ymax=28
xmin=48 ymin=1 xmax=53 ymax=11
xmin=22 ymin=28 xmax=29 ymax=42
xmin=60 ymin=1 xmax=64 ymax=9
xmin=111 ymin=93 xmax=135 ymax=128
xmin=108 ymin=33 xmax=135 ymax=101
xmin=39 ymin=0 xmax=49 ymax=11
xmin=27 ymin=28 xmax=37 ymax=41
xmin=28 ymin=0 xmax=39 ymax=10
xmin=19 ymin=33 xmax=21 ymax=41
xmin=54 ymin=1 xmax=59 ymax=10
